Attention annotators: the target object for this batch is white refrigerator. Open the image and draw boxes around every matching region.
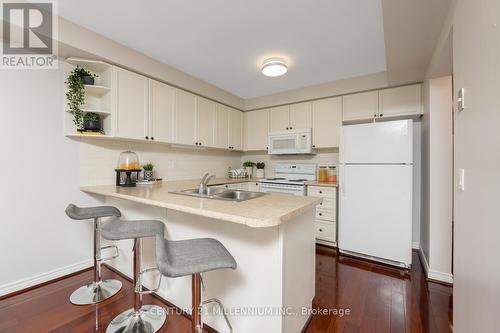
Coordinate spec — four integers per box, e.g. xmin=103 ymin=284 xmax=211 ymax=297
xmin=339 ymin=120 xmax=413 ymax=268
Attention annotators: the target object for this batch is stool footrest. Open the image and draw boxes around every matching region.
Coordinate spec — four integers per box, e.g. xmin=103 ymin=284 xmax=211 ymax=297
xmin=135 ymin=268 xmax=162 ymax=295
xmin=96 ymin=245 xmax=119 ymax=262
xmin=202 ymin=298 xmax=233 ymax=333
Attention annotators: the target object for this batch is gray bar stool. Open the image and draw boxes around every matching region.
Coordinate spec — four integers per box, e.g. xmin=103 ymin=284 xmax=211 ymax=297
xmin=155 ymin=236 xmax=237 ymax=333
xmin=65 ymin=204 xmax=123 ymax=305
xmin=102 ymin=217 xmax=167 ymax=333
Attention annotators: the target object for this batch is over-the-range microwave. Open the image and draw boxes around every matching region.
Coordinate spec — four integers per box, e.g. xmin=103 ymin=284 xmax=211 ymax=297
xmin=268 ymin=128 xmax=314 ymax=155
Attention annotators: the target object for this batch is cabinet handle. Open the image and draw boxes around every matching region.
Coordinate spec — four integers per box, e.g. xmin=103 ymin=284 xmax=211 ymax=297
xmin=145 ymin=136 xmax=149 ymax=140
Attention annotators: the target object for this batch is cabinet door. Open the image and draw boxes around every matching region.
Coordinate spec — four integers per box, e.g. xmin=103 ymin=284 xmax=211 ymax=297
xmin=244 ymin=109 xmax=269 ymax=151
xmin=342 ymin=91 xmax=379 ymax=122
xmin=175 ymin=89 xmax=197 ymax=145
xmin=149 ymin=80 xmax=175 ymax=143
xmin=312 ymin=97 xmax=342 ymax=148
xmin=379 ymin=84 xmax=422 ymax=118
xmin=196 ymin=97 xmax=215 ymax=147
xmin=229 ymin=108 xmax=243 ymax=150
xmin=115 ymin=68 xmax=148 ymax=140
xmin=269 ymin=105 xmax=290 ymax=132
xmin=289 ymin=102 xmax=312 ymax=129
xmin=215 ymin=104 xmax=230 ymax=149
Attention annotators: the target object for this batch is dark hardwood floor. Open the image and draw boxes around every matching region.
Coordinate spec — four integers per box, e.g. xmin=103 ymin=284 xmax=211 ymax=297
xmin=0 ymin=246 xmax=452 ymax=333
xmin=305 ymin=246 xmax=453 ymax=333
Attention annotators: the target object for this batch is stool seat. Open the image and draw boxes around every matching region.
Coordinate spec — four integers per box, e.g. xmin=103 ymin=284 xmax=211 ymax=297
xmin=101 ymin=217 xmax=164 ymax=240
xmin=156 ymin=237 xmax=237 ymax=278
xmin=66 ymin=204 xmax=121 ymax=220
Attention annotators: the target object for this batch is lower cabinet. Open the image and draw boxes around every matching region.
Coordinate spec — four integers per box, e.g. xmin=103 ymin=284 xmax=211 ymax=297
xmin=307 ymin=185 xmax=337 ymax=246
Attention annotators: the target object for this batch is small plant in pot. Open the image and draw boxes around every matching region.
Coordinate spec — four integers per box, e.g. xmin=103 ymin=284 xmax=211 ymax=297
xmin=242 ymin=161 xmax=256 ymax=178
xmin=74 ymin=66 xmax=98 ymax=85
xmin=82 ymin=112 xmax=101 ymax=131
xmin=255 ymin=162 xmax=265 ymax=179
xmin=142 ymin=163 xmax=154 ymax=180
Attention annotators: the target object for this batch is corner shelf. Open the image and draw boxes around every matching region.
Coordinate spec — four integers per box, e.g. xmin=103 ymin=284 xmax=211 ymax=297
xmin=84 ymin=85 xmax=110 ymax=97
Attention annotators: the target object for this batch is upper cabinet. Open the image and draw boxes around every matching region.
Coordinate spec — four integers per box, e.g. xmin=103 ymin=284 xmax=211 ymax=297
xmin=196 ymin=97 xmax=216 ymax=147
xmin=175 ymin=89 xmax=197 ymax=145
xmin=215 ymin=104 xmax=230 ymax=149
xmin=379 ymin=84 xmax=423 ymax=118
xmin=269 ymin=105 xmax=290 ymax=132
xmin=229 ymin=108 xmax=243 ymax=150
xmin=290 ymin=102 xmax=312 ymax=129
xmin=342 ymin=91 xmax=379 ymax=122
xmin=312 ymin=97 xmax=342 ymax=148
xmin=115 ymin=67 xmax=148 ymax=140
xmin=244 ymin=109 xmax=269 ymax=151
xmin=149 ymin=80 xmax=175 ymax=143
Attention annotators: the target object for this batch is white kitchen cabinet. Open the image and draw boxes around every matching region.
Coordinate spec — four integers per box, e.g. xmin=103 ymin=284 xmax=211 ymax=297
xmin=379 ymin=84 xmax=423 ymax=118
xmin=149 ymin=80 xmax=175 ymax=143
xmin=115 ymin=67 xmax=148 ymax=140
xmin=196 ymin=97 xmax=216 ymax=147
xmin=215 ymin=104 xmax=230 ymax=149
xmin=175 ymin=89 xmax=197 ymax=145
xmin=244 ymin=109 xmax=269 ymax=151
xmin=342 ymin=91 xmax=379 ymax=122
xmin=269 ymin=105 xmax=290 ymax=132
xmin=308 ymin=185 xmax=337 ymax=246
xmin=229 ymin=108 xmax=243 ymax=150
xmin=312 ymin=97 xmax=342 ymax=148
xmin=289 ymin=102 xmax=312 ymax=129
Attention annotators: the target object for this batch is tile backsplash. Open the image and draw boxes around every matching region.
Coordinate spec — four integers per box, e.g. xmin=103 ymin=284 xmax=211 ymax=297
xmin=79 ymin=140 xmax=242 ymax=186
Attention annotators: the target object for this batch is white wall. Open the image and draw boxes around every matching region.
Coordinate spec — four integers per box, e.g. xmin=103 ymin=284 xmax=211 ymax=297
xmin=0 ymin=63 xmax=97 ymax=295
xmin=420 ymin=76 xmax=453 ymax=283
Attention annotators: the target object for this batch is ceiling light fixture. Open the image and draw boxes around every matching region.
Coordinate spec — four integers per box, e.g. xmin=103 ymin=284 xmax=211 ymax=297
xmin=261 ymin=57 xmax=288 ymax=77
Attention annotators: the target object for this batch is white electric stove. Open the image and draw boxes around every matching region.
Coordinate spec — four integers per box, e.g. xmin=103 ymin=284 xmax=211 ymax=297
xmin=259 ymin=163 xmax=316 ymax=196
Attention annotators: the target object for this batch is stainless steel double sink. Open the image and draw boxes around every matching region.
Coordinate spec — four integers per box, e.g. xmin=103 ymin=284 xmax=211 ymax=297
xmin=171 ymin=187 xmax=267 ymax=202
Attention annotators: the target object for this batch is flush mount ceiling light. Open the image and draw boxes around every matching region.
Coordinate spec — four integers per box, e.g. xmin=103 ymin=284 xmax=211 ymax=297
xmin=261 ymin=58 xmax=288 ymax=77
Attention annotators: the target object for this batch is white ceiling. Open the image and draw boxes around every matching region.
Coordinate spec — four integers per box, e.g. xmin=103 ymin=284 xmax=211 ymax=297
xmin=59 ymin=0 xmax=387 ymax=99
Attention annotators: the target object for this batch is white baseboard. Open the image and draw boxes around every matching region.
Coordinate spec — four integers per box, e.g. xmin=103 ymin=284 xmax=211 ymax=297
xmin=412 ymin=241 xmax=420 ymax=250
xmin=417 ymin=246 xmax=453 ymax=284
xmin=0 ymin=259 xmax=93 ymax=297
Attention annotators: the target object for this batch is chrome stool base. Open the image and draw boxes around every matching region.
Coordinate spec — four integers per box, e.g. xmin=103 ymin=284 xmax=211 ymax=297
xmin=70 ymin=279 xmax=122 ymax=305
xmin=106 ymin=305 xmax=166 ymax=333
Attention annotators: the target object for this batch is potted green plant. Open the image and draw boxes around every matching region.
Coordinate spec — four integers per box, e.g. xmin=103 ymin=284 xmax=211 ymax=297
xmin=242 ymin=160 xmax=256 ymax=178
xmin=82 ymin=112 xmax=101 ymax=131
xmin=142 ymin=163 xmax=154 ymax=180
xmin=65 ymin=66 xmax=99 ymax=130
xmin=255 ymin=162 xmax=265 ymax=179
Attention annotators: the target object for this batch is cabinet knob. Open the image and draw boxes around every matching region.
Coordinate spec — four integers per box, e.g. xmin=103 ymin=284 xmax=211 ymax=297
xmin=145 ymin=136 xmax=149 ymax=140
xmin=312 ymin=145 xmax=316 ymax=148
xmin=374 ymin=114 xmax=377 ymax=118
xmin=151 ymin=137 xmax=154 ymax=141
xmin=319 ymin=202 xmax=322 ymax=205
xmin=199 ymin=142 xmax=202 ymax=146
xmin=319 ymin=191 xmax=323 ymax=194
xmin=266 ymin=147 xmax=268 ymax=150
xmin=290 ymin=127 xmax=293 ymax=129
xmin=319 ymin=229 xmax=323 ymax=232
xmin=286 ymin=127 xmax=289 ymax=130
xmin=319 ymin=213 xmax=322 ymax=216
xmin=380 ymin=114 xmax=383 ymax=117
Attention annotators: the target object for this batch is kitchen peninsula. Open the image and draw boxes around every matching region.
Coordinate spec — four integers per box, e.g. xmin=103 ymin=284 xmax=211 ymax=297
xmin=82 ymin=178 xmax=320 ymax=333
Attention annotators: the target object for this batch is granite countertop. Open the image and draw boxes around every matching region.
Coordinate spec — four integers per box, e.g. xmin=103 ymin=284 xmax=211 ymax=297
xmin=304 ymin=181 xmax=338 ymax=188
xmin=81 ymin=178 xmax=320 ymax=228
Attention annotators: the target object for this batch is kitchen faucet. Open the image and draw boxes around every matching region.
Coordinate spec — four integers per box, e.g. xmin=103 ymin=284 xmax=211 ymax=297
xmin=198 ymin=173 xmax=216 ymax=195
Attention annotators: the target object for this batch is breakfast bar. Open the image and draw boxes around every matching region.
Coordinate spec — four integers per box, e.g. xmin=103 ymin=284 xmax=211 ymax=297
xmin=82 ymin=179 xmax=320 ymax=333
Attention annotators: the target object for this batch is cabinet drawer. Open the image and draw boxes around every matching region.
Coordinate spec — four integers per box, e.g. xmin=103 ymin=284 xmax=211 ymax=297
xmin=317 ymin=197 xmax=335 ymax=209
xmin=315 ymin=221 xmax=336 ymax=242
xmin=308 ymin=186 xmax=336 ymax=198
xmin=316 ymin=208 xmax=336 ymax=222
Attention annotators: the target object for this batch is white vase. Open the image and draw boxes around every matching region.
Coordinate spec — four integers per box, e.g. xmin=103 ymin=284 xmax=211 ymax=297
xmin=255 ymin=168 xmax=265 ymax=179
xmin=245 ymin=167 xmax=253 ymax=178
